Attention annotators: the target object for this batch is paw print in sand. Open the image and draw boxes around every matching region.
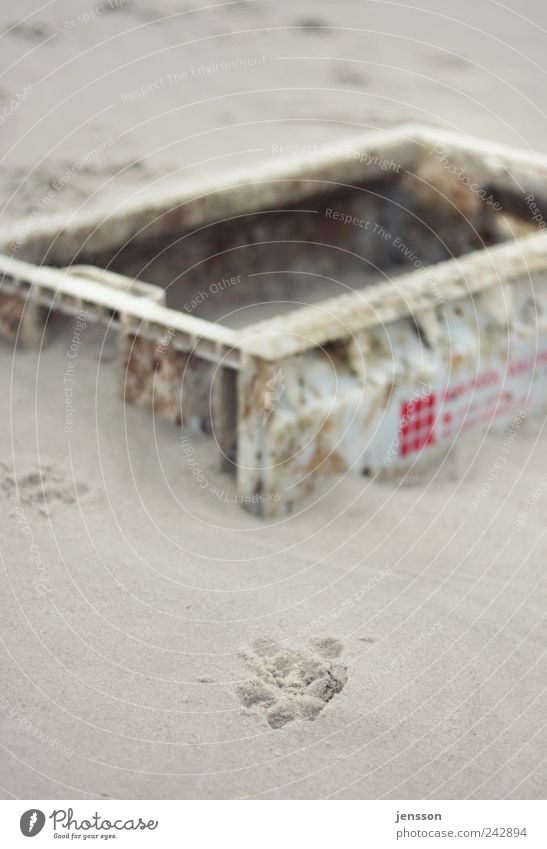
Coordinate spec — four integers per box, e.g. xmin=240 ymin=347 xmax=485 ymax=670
xmin=1 ymin=462 xmax=89 ymax=516
xmin=237 ymin=637 xmax=346 ymax=728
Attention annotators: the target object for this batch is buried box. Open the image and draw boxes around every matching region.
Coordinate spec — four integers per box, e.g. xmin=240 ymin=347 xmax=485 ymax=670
xmin=1 ymin=124 xmax=547 ymax=516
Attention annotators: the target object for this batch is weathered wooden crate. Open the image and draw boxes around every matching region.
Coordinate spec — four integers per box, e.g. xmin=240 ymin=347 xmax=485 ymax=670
xmin=2 ymin=124 xmax=547 ymax=515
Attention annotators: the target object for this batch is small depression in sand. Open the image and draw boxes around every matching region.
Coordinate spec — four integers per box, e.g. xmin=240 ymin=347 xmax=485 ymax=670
xmin=0 ymin=461 xmax=89 ymax=517
xmin=237 ymin=637 xmax=347 ymax=729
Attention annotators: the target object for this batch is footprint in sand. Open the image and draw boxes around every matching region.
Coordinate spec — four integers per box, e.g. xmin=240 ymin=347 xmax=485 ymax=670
xmin=7 ymin=21 xmax=55 ymax=41
xmin=237 ymin=637 xmax=347 ymax=729
xmin=0 ymin=461 xmax=89 ymax=516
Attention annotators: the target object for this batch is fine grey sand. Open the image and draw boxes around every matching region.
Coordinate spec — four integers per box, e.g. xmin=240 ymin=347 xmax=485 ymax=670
xmin=0 ymin=0 xmax=546 ymax=799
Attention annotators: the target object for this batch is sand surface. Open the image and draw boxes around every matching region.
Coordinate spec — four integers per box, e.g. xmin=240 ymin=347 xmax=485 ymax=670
xmin=0 ymin=0 xmax=546 ymax=799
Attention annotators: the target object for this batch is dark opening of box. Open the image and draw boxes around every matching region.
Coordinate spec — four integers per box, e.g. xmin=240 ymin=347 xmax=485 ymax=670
xmin=63 ymin=166 xmax=537 ymax=329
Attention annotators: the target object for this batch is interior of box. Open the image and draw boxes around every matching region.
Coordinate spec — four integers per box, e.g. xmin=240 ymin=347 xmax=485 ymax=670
xmin=64 ymin=162 xmax=537 ymax=330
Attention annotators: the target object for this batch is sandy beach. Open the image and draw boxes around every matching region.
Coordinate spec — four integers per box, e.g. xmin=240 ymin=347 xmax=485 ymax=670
xmin=0 ymin=0 xmax=546 ymax=800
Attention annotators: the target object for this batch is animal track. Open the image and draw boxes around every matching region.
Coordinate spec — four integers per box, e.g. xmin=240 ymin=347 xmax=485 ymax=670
xmin=332 ymin=66 xmax=368 ymax=86
xmin=6 ymin=21 xmax=54 ymax=41
xmin=292 ymin=17 xmax=332 ymax=34
xmin=237 ymin=638 xmax=346 ymax=728
xmin=1 ymin=462 xmax=89 ymax=515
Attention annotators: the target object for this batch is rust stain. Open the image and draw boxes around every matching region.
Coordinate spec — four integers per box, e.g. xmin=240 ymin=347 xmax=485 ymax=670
xmin=122 ymin=332 xmax=187 ymax=424
xmin=0 ymin=293 xmax=25 ymax=340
